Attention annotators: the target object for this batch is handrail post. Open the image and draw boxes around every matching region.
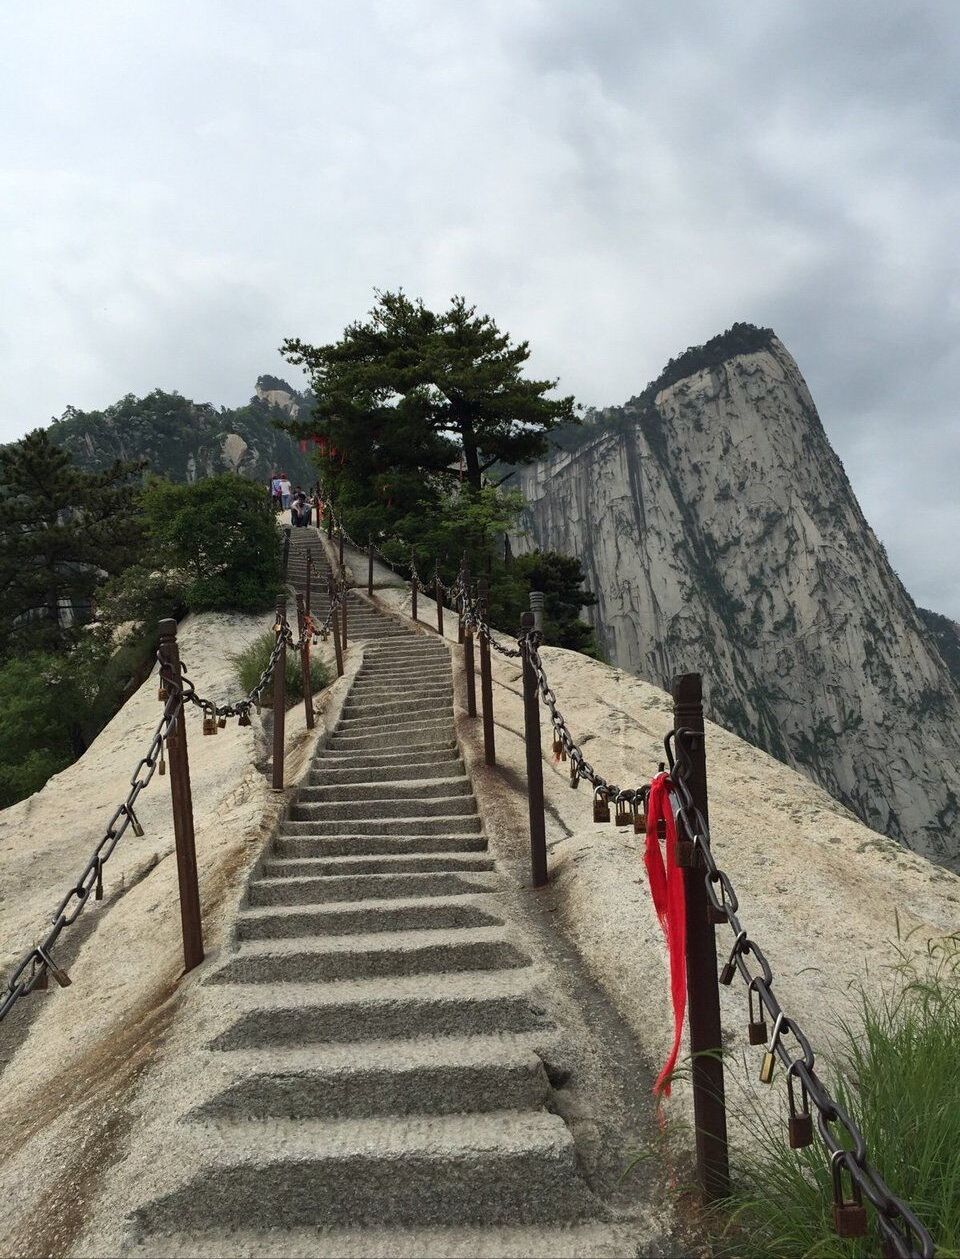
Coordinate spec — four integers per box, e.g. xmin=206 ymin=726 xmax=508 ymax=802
xmin=478 ymin=579 xmax=496 ymax=766
xmin=340 ymin=581 xmax=348 ymax=651
xmin=297 ymin=592 xmax=314 ymax=730
xmin=305 ymin=555 xmax=312 ymax=618
xmin=435 ymin=573 xmax=443 ymax=636
xmin=158 ymin=618 xmax=204 ymax=973
xmin=272 ymin=596 xmax=287 ymax=790
xmin=673 ymin=673 xmax=730 ymax=1202
xmin=411 ymin=573 xmax=418 ymax=622
xmin=464 ymin=616 xmax=477 ymax=719
xmin=458 ymin=554 xmax=467 ymax=644
xmin=520 ymin=612 xmax=547 ymax=887
xmin=367 ymin=537 xmax=374 ymax=597
xmin=329 ymin=578 xmax=344 ymax=678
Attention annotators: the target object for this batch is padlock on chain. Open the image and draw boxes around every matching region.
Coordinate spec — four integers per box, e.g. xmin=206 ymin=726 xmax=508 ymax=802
xmin=203 ymin=713 xmax=217 ymax=736
xmin=217 ymin=714 xmax=227 ymax=729
xmin=157 ymin=682 xmax=168 ymax=702
xmin=759 ymin=1011 xmax=784 ymax=1084
xmin=125 ymin=804 xmax=144 ymax=838
xmin=94 ymin=859 xmax=104 ymax=901
xmin=593 ymin=786 xmax=610 ymax=823
xmin=36 ymin=945 xmax=71 ymax=988
xmin=787 ymin=1064 xmax=814 ymax=1148
xmin=719 ymin=929 xmax=746 ymax=985
xmin=158 ymin=739 xmax=166 ymax=776
xmin=747 ymin=981 xmax=768 ymax=1045
xmin=613 ymin=794 xmax=632 ymax=828
xmin=569 ymin=760 xmax=579 ymax=789
xmin=831 ymin=1153 xmax=868 ymax=1238
xmin=633 ymin=795 xmax=647 ymax=834
xmin=238 ymin=710 xmax=252 ymax=728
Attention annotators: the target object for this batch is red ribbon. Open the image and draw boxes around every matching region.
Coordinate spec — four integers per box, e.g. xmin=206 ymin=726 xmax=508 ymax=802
xmin=644 ymin=771 xmax=688 ymax=1096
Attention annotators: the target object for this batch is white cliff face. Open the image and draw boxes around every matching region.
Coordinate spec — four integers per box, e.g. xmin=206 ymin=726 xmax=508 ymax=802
xmin=514 ymin=336 xmax=960 ymax=867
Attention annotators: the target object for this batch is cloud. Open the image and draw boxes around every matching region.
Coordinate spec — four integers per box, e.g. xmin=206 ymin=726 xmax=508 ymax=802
xmin=0 ymin=0 xmax=957 ymax=615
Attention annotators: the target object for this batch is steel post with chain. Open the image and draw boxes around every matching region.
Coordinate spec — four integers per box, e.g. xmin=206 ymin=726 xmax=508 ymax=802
xmin=436 ymin=572 xmax=444 ymax=636
xmin=520 ymin=612 xmax=548 ymax=887
xmin=673 ymin=673 xmax=730 ymax=1200
xmin=305 ymin=554 xmax=312 ymax=618
xmin=368 ymin=537 xmax=374 ymax=597
xmin=341 ymin=582 xmax=348 ymax=651
xmin=296 ymin=593 xmax=314 ymax=730
xmin=464 ymin=590 xmax=477 ymax=719
xmin=329 ymin=577 xmax=344 ymax=677
xmin=157 ymin=619 xmax=204 ymax=972
xmin=272 ymin=597 xmax=287 ymax=790
xmin=478 ymin=579 xmax=496 ymax=766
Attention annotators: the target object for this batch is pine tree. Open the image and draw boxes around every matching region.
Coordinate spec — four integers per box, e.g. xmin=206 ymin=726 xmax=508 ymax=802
xmin=0 ymin=429 xmax=143 ymax=654
xmin=279 ymin=291 xmax=578 ymax=533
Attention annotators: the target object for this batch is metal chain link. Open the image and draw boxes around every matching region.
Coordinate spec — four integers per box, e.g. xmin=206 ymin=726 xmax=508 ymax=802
xmin=664 ymin=729 xmax=935 ymax=1259
xmin=0 ymin=685 xmax=186 ymax=1024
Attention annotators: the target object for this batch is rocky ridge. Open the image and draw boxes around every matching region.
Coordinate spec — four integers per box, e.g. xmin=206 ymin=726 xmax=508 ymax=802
xmin=512 ymin=329 xmax=960 ymax=867
xmin=46 ymin=378 xmax=315 ymax=486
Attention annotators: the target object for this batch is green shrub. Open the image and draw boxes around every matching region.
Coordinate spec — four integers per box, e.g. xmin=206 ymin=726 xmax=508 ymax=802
xmin=140 ymin=474 xmax=282 ymax=613
xmin=0 ymin=654 xmax=83 ymax=807
xmin=233 ymin=632 xmax=330 ymax=708
xmin=718 ymin=933 xmax=960 ymax=1257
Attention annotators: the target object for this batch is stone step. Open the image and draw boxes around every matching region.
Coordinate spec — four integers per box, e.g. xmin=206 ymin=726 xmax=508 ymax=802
xmin=309 ymin=761 xmax=464 ymax=786
xmin=333 ymin=717 xmax=454 ymax=740
xmin=236 ymin=895 xmax=503 ymax=939
xmin=247 ymin=870 xmax=498 ymax=906
xmin=123 ymin=1222 xmax=649 ymax=1259
xmin=132 ymin=1111 xmax=594 ymax=1234
xmin=209 ymin=970 xmax=550 ymax=1050
xmin=261 ymin=853 xmax=494 ymax=879
xmin=297 ymin=778 xmax=472 ymax=803
xmin=278 ymin=814 xmax=482 ymax=836
xmin=325 ymin=732 xmax=457 ymax=753
xmin=273 ymin=833 xmax=487 ymax=860
xmin=335 ymin=710 xmax=453 ymax=732
xmin=346 ymin=683 xmax=453 ymax=703
xmin=310 ymin=748 xmax=463 ymax=772
xmin=191 ymin=1043 xmax=550 ymax=1121
xmin=340 ymin=696 xmax=453 ymax=721
xmin=289 ymin=796 xmax=475 ymax=823
xmin=207 ymin=929 xmax=529 ymax=985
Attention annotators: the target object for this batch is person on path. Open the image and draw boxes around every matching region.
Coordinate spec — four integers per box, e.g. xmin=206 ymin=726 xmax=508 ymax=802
xmin=292 ymin=489 xmax=309 ymax=527
xmin=278 ymin=473 xmax=292 ymax=511
xmin=270 ymin=473 xmax=282 ymax=508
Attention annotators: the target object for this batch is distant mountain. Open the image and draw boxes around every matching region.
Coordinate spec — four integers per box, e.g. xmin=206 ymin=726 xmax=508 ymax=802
xmin=920 ymin=608 xmax=960 ymax=690
xmin=47 ymin=378 xmax=316 ymax=487
xmin=512 ymin=324 xmax=960 ymax=868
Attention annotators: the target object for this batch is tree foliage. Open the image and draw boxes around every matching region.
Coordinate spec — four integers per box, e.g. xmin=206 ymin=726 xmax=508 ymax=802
xmin=492 ymin=551 xmax=600 ymax=657
xmin=280 ymin=290 xmax=578 ymax=537
xmin=0 ymin=429 xmax=143 ymax=654
xmin=140 ymin=474 xmax=282 ymax=612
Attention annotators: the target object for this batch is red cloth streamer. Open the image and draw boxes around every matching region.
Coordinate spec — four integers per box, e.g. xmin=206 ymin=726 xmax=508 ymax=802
xmin=644 ymin=771 xmax=688 ymax=1096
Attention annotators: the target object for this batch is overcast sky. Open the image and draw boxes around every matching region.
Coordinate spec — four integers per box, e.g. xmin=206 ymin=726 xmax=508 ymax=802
xmin=2 ymin=1 xmax=958 ymax=615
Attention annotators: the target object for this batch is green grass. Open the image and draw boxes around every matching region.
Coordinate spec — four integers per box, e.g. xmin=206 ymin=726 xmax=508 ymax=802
xmin=233 ymin=631 xmax=331 ymax=709
xmin=717 ymin=930 xmax=960 ymax=1258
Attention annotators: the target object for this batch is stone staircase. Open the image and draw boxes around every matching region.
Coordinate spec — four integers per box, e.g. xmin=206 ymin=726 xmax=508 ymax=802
xmin=286 ymin=529 xmax=410 ymax=645
xmin=88 ymin=530 xmax=657 ymax=1257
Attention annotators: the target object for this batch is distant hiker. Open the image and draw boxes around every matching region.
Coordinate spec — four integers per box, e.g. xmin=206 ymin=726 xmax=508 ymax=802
xmin=270 ymin=473 xmax=282 ymax=508
xmin=278 ymin=473 xmax=292 ymax=510
xmin=290 ymin=490 xmax=307 ymax=527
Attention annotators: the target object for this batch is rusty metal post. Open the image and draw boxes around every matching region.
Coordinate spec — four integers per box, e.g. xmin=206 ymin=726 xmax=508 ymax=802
xmin=296 ymin=592 xmax=314 ymax=730
xmin=478 ymin=579 xmax=496 ymax=766
xmin=367 ymin=538 xmax=374 ymax=597
xmin=458 ymin=555 xmax=466 ymax=644
xmin=341 ymin=584 xmax=348 ymax=651
xmin=157 ymin=619 xmax=204 ymax=973
xmin=329 ymin=579 xmax=344 ymax=678
xmin=327 ymin=508 xmax=333 ymax=539
xmin=272 ymin=596 xmax=287 ymax=790
xmin=305 ymin=555 xmax=312 ymax=617
xmin=411 ymin=574 xmax=418 ymax=622
xmin=464 ymin=621 xmax=477 ymax=718
xmin=436 ymin=573 xmax=444 ymax=636
xmin=673 ymin=673 xmax=730 ymax=1202
xmin=520 ymin=611 xmax=547 ymax=887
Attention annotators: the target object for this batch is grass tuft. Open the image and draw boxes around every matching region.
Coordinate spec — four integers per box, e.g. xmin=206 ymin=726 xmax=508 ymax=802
xmin=233 ymin=631 xmax=330 ymax=709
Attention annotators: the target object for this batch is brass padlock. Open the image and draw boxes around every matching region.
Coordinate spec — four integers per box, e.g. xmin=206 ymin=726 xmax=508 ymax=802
xmin=719 ymin=930 xmax=746 ymax=986
xmin=94 ymin=860 xmax=104 ymax=901
xmin=759 ymin=1013 xmax=783 ymax=1084
xmin=593 ymin=787 xmax=610 ymax=823
xmin=787 ymin=1068 xmax=814 ymax=1148
xmin=569 ymin=761 xmax=579 ymax=789
xmin=157 ymin=683 xmax=168 ymax=701
xmin=126 ymin=804 xmax=144 ymax=837
xmin=36 ymin=946 xmax=71 ymax=988
xmin=238 ymin=710 xmax=252 ymax=728
xmin=217 ymin=715 xmax=227 ymax=729
xmin=614 ymin=795 xmax=632 ymax=828
xmin=831 ymin=1155 xmax=867 ymax=1238
xmin=31 ymin=956 xmax=49 ymax=991
xmin=747 ymin=984 xmax=768 ymax=1045
xmin=158 ymin=740 xmax=166 ymax=776
xmin=633 ymin=798 xmax=647 ymax=834
xmin=552 ymin=732 xmax=563 ymax=760
xmin=203 ymin=714 xmax=216 ymax=736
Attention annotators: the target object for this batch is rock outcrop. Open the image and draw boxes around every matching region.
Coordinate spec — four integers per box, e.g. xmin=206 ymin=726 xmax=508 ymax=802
xmin=512 ymin=326 xmax=960 ymax=867
xmin=47 ymin=380 xmax=316 ymax=486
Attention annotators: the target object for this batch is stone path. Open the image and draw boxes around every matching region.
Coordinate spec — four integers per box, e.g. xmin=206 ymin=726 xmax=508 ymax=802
xmin=83 ymin=531 xmax=664 ymax=1257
